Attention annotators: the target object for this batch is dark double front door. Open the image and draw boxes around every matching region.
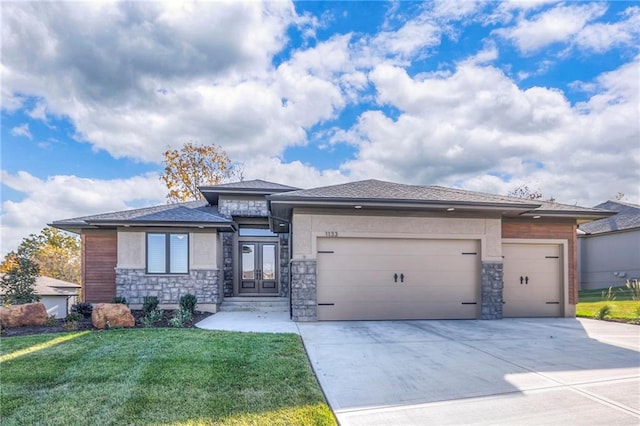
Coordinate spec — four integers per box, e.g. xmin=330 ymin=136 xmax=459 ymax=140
xmin=239 ymin=242 xmax=278 ymax=295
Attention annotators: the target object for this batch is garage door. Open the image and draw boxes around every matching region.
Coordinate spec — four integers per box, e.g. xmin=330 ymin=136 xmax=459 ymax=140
xmin=503 ymin=243 xmax=562 ymax=317
xmin=317 ymin=238 xmax=480 ymax=320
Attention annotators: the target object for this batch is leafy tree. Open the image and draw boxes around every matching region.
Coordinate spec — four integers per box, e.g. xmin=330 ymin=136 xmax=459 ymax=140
xmin=160 ymin=142 xmax=235 ymax=202
xmin=0 ymin=249 xmax=40 ymax=305
xmin=0 ymin=227 xmax=80 ymax=284
xmin=508 ymin=185 xmax=555 ymax=203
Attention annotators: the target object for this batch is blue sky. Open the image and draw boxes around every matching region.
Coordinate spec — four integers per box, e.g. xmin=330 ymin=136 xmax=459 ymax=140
xmin=1 ymin=1 xmax=639 ymax=255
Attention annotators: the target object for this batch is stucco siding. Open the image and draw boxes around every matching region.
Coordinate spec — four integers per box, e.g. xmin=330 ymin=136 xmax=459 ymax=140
xmin=292 ymin=211 xmax=502 ymax=262
xmin=117 ymin=231 xmax=145 ymax=268
xmin=579 ymin=230 xmax=640 ymax=290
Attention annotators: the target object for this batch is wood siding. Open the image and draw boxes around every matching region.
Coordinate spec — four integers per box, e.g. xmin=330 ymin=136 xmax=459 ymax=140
xmin=82 ymin=230 xmax=117 ymax=303
xmin=502 ymin=220 xmax=578 ymax=305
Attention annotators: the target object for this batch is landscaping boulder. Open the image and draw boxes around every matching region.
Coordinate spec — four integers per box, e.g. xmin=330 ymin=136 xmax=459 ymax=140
xmin=92 ymin=303 xmax=135 ymax=329
xmin=0 ymin=302 xmax=48 ymax=328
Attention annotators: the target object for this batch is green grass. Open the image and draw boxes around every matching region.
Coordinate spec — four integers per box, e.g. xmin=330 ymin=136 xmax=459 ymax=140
xmin=577 ymin=286 xmax=640 ymax=322
xmin=0 ymin=329 xmax=336 ymax=426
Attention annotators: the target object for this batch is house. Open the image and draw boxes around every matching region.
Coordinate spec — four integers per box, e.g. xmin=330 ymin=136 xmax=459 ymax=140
xmin=578 ymin=200 xmax=640 ymax=290
xmin=1 ymin=275 xmax=80 ymax=319
xmin=51 ymin=179 xmax=612 ymax=321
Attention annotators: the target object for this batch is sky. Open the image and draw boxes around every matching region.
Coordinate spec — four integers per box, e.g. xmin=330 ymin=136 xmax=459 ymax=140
xmin=1 ymin=0 xmax=639 ymax=256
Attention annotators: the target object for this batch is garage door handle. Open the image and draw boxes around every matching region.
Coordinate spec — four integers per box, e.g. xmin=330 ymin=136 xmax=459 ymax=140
xmin=394 ymin=273 xmax=398 ymax=283
xmin=520 ymin=276 xmax=524 ymax=285
xmin=525 ymin=276 xmax=529 ymax=285
xmin=400 ymin=273 xmax=404 ymax=283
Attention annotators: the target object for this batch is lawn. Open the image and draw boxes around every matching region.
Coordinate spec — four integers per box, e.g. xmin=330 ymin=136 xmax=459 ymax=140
xmin=0 ymin=329 xmax=336 ymax=426
xmin=577 ymin=285 xmax=640 ymax=322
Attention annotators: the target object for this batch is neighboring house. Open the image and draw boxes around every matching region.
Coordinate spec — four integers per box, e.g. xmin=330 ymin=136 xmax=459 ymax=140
xmin=578 ymin=200 xmax=640 ymax=290
xmin=51 ymin=179 xmax=611 ymax=321
xmin=1 ymin=275 xmax=80 ymax=319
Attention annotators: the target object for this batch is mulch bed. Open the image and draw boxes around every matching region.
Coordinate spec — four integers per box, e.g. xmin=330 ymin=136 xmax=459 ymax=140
xmin=0 ymin=310 xmax=212 ymax=338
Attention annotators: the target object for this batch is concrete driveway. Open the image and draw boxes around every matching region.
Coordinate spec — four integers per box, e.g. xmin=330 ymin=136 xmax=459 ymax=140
xmin=298 ymin=318 xmax=639 ymax=425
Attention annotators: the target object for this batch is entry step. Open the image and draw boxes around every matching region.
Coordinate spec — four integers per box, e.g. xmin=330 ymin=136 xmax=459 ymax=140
xmin=220 ymin=297 xmax=289 ymax=312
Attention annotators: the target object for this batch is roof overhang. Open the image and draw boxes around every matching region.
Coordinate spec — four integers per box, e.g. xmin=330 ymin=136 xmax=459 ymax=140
xmin=199 ymin=186 xmax=297 ymax=205
xmin=267 ymin=197 xmax=541 ymax=224
xmin=519 ymin=210 xmax=616 ymax=223
xmin=51 ymin=220 xmax=237 ymax=233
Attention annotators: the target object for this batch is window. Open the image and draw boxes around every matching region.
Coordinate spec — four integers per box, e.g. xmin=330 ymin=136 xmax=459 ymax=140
xmin=238 ymin=227 xmax=277 ymax=237
xmin=147 ymin=233 xmax=188 ymax=274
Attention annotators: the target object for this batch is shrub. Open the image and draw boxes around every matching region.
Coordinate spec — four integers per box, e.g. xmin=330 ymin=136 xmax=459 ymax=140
xmin=625 ymin=279 xmax=640 ymax=301
xmin=112 ymin=296 xmax=128 ymax=306
xmin=71 ymin=302 xmax=93 ymax=318
xmin=63 ymin=321 xmax=79 ymax=331
xmin=169 ymin=307 xmax=192 ymax=328
xmin=142 ymin=309 xmax=163 ymax=327
xmin=142 ymin=296 xmax=159 ymax=315
xmin=65 ymin=312 xmax=83 ymax=323
xmin=45 ymin=315 xmax=58 ymax=327
xmin=179 ymin=294 xmax=197 ymax=314
xmin=601 ymin=286 xmax=617 ymax=301
xmin=595 ymin=305 xmax=611 ymax=320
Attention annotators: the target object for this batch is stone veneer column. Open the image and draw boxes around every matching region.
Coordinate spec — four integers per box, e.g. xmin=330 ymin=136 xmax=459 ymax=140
xmin=279 ymin=234 xmax=290 ymax=298
xmin=290 ymin=259 xmax=317 ymax=321
xmin=481 ymin=261 xmax=503 ymax=320
xmin=222 ymin=233 xmax=234 ymax=297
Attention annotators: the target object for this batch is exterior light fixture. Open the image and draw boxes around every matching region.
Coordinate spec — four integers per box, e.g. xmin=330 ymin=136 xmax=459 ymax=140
xmin=533 ymin=215 xmax=541 ymax=219
xmin=354 ymin=205 xmax=362 ymax=209
xmin=447 ymin=208 xmax=455 ymax=211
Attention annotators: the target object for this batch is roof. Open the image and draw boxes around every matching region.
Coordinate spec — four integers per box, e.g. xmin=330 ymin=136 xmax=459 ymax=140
xmin=199 ymin=179 xmax=299 ymax=204
xmin=268 ymin=179 xmax=611 ymax=219
xmin=51 ymin=200 xmax=234 ymax=233
xmin=200 ymin=179 xmax=299 ymax=191
xmin=579 ymin=200 xmax=640 ymax=234
xmin=0 ymin=275 xmax=80 ymax=297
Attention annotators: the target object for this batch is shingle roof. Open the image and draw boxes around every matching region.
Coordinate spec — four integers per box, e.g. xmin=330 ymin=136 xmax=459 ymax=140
xmin=579 ymin=200 xmax=640 ymax=234
xmin=0 ymin=275 xmax=80 ymax=297
xmin=199 ymin=179 xmax=299 ymax=191
xmin=51 ymin=200 xmax=232 ymax=229
xmin=268 ymin=179 xmax=611 ymax=216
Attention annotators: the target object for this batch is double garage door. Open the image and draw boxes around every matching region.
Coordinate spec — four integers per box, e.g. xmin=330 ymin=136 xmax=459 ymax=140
xmin=316 ymin=238 xmax=563 ymax=320
xmin=317 ymin=238 xmax=481 ymax=320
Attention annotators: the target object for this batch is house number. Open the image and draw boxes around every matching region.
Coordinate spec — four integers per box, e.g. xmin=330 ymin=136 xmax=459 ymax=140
xmin=325 ymin=231 xmax=339 ymax=237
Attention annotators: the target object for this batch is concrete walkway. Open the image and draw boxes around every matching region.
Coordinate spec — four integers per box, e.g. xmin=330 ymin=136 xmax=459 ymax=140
xmin=196 ymin=311 xmax=299 ymax=334
xmin=298 ymin=318 xmax=640 ymax=425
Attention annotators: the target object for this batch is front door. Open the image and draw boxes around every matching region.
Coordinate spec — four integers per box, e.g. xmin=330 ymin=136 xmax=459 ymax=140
xmin=239 ymin=242 xmax=278 ymax=295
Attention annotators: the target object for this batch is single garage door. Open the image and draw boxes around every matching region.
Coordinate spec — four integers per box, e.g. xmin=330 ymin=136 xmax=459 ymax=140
xmin=503 ymin=243 xmax=562 ymax=317
xmin=317 ymin=238 xmax=480 ymax=320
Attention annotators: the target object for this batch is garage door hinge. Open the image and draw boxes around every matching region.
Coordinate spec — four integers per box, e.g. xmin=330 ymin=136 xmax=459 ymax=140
xmin=461 ymin=252 xmax=477 ymax=255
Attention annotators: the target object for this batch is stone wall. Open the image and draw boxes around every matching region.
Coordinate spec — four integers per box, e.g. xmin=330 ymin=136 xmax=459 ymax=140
xmin=481 ymin=261 xmax=503 ymax=320
xmin=222 ymin=233 xmax=234 ymax=297
xmin=279 ymin=233 xmax=290 ymax=298
xmin=290 ymin=259 xmax=317 ymax=321
xmin=219 ymin=199 xmax=268 ymax=218
xmin=115 ymin=268 xmax=222 ymax=305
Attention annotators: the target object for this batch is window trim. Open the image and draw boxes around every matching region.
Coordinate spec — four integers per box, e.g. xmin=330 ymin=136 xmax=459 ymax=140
xmin=146 ymin=232 xmax=189 ymax=275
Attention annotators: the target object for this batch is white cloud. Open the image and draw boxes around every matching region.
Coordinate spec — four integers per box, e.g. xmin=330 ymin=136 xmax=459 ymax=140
xmin=338 ymin=56 xmax=640 ymax=207
xmin=495 ymin=3 xmax=608 ymax=53
xmin=574 ymin=6 xmax=640 ymax=53
xmin=10 ymin=123 xmax=32 ymax=139
xmin=0 ymin=170 xmax=167 ymax=256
